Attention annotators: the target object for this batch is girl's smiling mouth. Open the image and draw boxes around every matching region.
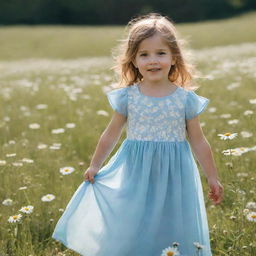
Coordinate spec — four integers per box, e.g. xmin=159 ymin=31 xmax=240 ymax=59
xmin=147 ymin=68 xmax=161 ymax=72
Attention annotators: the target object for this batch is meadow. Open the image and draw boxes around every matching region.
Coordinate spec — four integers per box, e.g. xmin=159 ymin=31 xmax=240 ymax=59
xmin=0 ymin=11 xmax=256 ymax=256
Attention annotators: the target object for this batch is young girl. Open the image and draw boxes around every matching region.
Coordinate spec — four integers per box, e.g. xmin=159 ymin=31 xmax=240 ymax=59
xmin=52 ymin=13 xmax=224 ymax=256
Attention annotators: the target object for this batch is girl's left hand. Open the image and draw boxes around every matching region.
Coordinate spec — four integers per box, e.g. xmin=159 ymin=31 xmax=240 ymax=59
xmin=207 ymin=178 xmax=224 ymax=205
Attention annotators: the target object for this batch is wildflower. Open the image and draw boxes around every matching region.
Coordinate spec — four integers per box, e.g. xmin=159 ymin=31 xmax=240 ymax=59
xmin=2 ymin=198 xmax=13 ymax=206
xmin=6 ymin=153 xmax=16 ymax=157
xmin=97 ymin=110 xmax=109 ymax=116
xmin=37 ymin=143 xmax=48 ymax=149
xmin=8 ymin=214 xmax=22 ymax=223
xmin=222 ymin=149 xmax=242 ymax=156
xmin=227 ymin=119 xmax=239 ymax=125
xmin=244 ymin=110 xmax=253 ymax=115
xmin=220 ymin=114 xmax=231 ymax=118
xmin=66 ymin=123 xmax=76 ymax=128
xmin=41 ymin=194 xmax=55 ymax=202
xmin=18 ymin=186 xmax=28 ymax=190
xmin=60 ymin=166 xmax=75 ymax=175
xmin=12 ymin=162 xmax=23 ymax=167
xmin=8 ymin=140 xmax=16 ymax=144
xmin=240 ymin=131 xmax=253 ymax=138
xmin=19 ymin=205 xmax=34 ymax=214
xmin=217 ymin=132 xmax=238 ymax=140
xmin=29 ymin=123 xmax=40 ymax=129
xmin=0 ymin=160 xmax=7 ymax=166
xmin=51 ymin=128 xmax=65 ymax=134
xmin=36 ymin=104 xmax=48 ymax=110
xmin=208 ymin=107 xmax=216 ymax=113
xmin=249 ymin=99 xmax=256 ymax=104
xmin=246 ymin=202 xmax=256 ymax=210
xmin=246 ymin=211 xmax=256 ymax=222
xmin=161 ymin=246 xmax=180 ymax=256
xmin=21 ymin=158 xmax=34 ymax=163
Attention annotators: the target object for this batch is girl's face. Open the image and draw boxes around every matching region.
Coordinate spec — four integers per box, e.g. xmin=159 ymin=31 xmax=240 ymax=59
xmin=133 ymin=33 xmax=175 ymax=85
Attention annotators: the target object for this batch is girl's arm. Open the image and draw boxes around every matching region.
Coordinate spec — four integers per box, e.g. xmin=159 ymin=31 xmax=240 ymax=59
xmin=186 ymin=116 xmax=224 ymax=205
xmin=89 ymin=111 xmax=127 ymax=169
xmin=186 ymin=116 xmax=219 ymax=180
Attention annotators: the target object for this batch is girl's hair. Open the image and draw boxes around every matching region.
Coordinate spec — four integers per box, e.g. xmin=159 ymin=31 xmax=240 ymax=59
xmin=111 ymin=13 xmax=198 ymax=89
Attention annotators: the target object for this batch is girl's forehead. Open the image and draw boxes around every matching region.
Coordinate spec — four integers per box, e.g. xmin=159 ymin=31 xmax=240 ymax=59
xmin=138 ymin=34 xmax=169 ymax=50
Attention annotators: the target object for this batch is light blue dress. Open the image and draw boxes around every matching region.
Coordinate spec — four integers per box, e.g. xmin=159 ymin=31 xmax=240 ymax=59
xmin=52 ymin=83 xmax=212 ymax=256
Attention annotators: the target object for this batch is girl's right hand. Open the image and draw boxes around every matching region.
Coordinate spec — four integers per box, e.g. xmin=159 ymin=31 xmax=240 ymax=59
xmin=83 ymin=166 xmax=99 ymax=184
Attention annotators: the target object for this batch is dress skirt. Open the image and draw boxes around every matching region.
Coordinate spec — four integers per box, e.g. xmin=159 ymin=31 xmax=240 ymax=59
xmin=52 ymin=138 xmax=212 ymax=256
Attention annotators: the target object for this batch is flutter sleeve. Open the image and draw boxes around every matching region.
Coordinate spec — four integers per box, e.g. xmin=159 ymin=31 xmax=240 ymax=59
xmin=185 ymin=90 xmax=210 ymax=120
xmin=106 ymin=87 xmax=128 ymax=117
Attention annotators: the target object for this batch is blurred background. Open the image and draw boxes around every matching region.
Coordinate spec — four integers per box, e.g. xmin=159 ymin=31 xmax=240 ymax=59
xmin=0 ymin=1 xmax=256 ymax=256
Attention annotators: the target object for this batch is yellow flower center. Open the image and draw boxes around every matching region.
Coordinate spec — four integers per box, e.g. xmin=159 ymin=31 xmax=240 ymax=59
xmin=252 ymin=215 xmax=256 ymax=219
xmin=167 ymin=252 xmax=174 ymax=256
xmin=13 ymin=215 xmax=18 ymax=219
xmin=65 ymin=169 xmax=69 ymax=172
xmin=224 ymin=133 xmax=231 ymax=136
xmin=25 ymin=207 xmax=29 ymax=211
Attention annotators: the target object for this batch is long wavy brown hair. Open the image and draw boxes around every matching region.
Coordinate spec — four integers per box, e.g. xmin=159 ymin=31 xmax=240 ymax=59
xmin=111 ymin=13 xmax=199 ymax=90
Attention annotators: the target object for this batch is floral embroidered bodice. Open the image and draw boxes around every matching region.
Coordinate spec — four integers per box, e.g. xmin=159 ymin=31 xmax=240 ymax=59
xmin=107 ymin=84 xmax=209 ymax=142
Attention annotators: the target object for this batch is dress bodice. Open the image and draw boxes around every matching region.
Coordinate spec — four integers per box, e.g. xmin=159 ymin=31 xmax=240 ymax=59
xmin=107 ymin=84 xmax=209 ymax=142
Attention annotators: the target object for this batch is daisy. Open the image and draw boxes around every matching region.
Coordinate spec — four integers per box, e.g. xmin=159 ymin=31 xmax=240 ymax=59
xmin=66 ymin=123 xmax=76 ymax=129
xmin=220 ymin=114 xmax=231 ymax=118
xmin=41 ymin=194 xmax=55 ymax=202
xmin=240 ymin=131 xmax=253 ymax=138
xmin=21 ymin=158 xmax=34 ymax=163
xmin=51 ymin=128 xmax=65 ymax=134
xmin=217 ymin=132 xmax=238 ymax=140
xmin=161 ymin=246 xmax=180 ymax=256
xmin=18 ymin=186 xmax=28 ymax=190
xmin=244 ymin=110 xmax=253 ymax=115
xmin=19 ymin=205 xmax=34 ymax=214
xmin=36 ymin=104 xmax=48 ymax=110
xmin=37 ymin=143 xmax=48 ymax=149
xmin=0 ymin=160 xmax=7 ymax=166
xmin=249 ymin=99 xmax=256 ymax=104
xmin=29 ymin=123 xmax=40 ymax=129
xmin=227 ymin=119 xmax=239 ymax=125
xmin=2 ymin=198 xmax=13 ymax=206
xmin=6 ymin=153 xmax=16 ymax=157
xmin=222 ymin=149 xmax=241 ymax=156
xmin=97 ymin=110 xmax=109 ymax=116
xmin=12 ymin=162 xmax=23 ymax=167
xmin=60 ymin=166 xmax=75 ymax=175
xmin=246 ymin=202 xmax=256 ymax=210
xmin=246 ymin=211 xmax=256 ymax=222
xmin=8 ymin=214 xmax=22 ymax=223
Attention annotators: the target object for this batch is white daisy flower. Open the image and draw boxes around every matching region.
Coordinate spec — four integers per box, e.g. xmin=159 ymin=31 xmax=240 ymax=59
xmin=37 ymin=143 xmax=48 ymax=149
xmin=193 ymin=242 xmax=205 ymax=250
xmin=60 ymin=166 xmax=75 ymax=175
xmin=249 ymin=99 xmax=256 ymax=104
xmin=217 ymin=132 xmax=238 ymax=140
xmin=208 ymin=107 xmax=216 ymax=113
xmin=244 ymin=110 xmax=253 ymax=115
xmin=6 ymin=153 xmax=16 ymax=157
xmin=18 ymin=186 xmax=28 ymax=190
xmin=21 ymin=158 xmax=34 ymax=163
xmin=19 ymin=205 xmax=34 ymax=214
xmin=66 ymin=123 xmax=76 ymax=129
xmin=97 ymin=110 xmax=109 ymax=116
xmin=36 ymin=104 xmax=48 ymax=110
xmin=220 ymin=114 xmax=231 ymax=118
xmin=227 ymin=119 xmax=239 ymax=125
xmin=240 ymin=131 xmax=253 ymax=138
xmin=2 ymin=198 xmax=13 ymax=206
xmin=222 ymin=149 xmax=242 ymax=156
xmin=29 ymin=123 xmax=40 ymax=129
xmin=59 ymin=208 xmax=64 ymax=212
xmin=41 ymin=194 xmax=55 ymax=202
xmin=8 ymin=214 xmax=22 ymax=223
xmin=246 ymin=211 xmax=256 ymax=222
xmin=51 ymin=128 xmax=65 ymax=134
xmin=0 ymin=160 xmax=7 ymax=166
xmin=246 ymin=202 xmax=256 ymax=210
xmin=237 ymin=172 xmax=248 ymax=177
xmin=161 ymin=246 xmax=180 ymax=256
xmin=8 ymin=140 xmax=16 ymax=145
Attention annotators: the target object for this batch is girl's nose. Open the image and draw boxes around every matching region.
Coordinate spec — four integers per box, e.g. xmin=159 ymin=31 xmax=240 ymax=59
xmin=148 ymin=56 xmax=158 ymax=64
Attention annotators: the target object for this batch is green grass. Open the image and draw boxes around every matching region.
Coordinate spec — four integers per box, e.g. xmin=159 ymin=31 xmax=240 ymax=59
xmin=0 ymin=11 xmax=256 ymax=256
xmin=0 ymin=11 xmax=256 ymax=60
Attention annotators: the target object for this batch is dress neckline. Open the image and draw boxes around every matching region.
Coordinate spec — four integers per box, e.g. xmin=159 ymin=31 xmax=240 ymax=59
xmin=136 ymin=83 xmax=180 ymax=100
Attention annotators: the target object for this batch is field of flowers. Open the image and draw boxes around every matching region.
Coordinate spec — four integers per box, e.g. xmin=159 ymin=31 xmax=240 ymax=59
xmin=0 ymin=14 xmax=256 ymax=256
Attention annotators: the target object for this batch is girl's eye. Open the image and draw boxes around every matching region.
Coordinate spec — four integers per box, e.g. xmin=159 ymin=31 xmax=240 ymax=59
xmin=159 ymin=52 xmax=166 ymax=55
xmin=140 ymin=53 xmax=147 ymax=56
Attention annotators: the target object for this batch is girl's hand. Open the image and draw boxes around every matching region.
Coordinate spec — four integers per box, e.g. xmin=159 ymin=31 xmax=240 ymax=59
xmin=207 ymin=178 xmax=224 ymax=205
xmin=83 ymin=166 xmax=99 ymax=184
